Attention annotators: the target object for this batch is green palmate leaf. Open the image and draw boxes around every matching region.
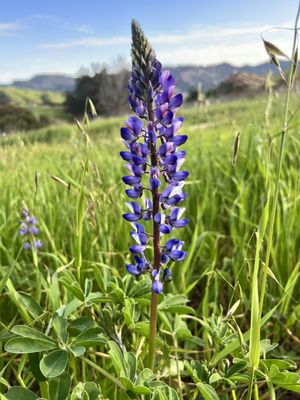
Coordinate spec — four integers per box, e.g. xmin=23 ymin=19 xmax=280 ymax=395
xmin=73 ymin=327 xmax=106 ymax=348
xmin=67 ymin=317 xmax=96 ymax=336
xmin=70 ymin=382 xmax=102 ymax=400
xmin=196 ymin=382 xmax=220 ymax=400
xmin=5 ymin=387 xmax=39 ymax=400
xmin=133 ymin=385 xmax=152 ymax=395
xmin=135 ymin=368 xmax=156 ymax=385
xmin=29 ymin=353 xmax=47 ymax=382
xmin=268 ymin=365 xmax=300 ymax=393
xmin=108 ymin=340 xmax=127 ymax=376
xmin=133 ymin=321 xmax=149 ymax=336
xmin=260 ymin=359 xmax=297 ymax=370
xmin=16 ymin=292 xmax=43 ymax=318
xmin=69 ymin=345 xmax=86 ymax=358
xmin=152 ymin=387 xmax=179 ymax=400
xmin=53 ymin=315 xmax=68 ymax=344
xmin=158 ymin=294 xmax=194 ymax=314
xmin=40 ymin=349 xmax=68 ymax=378
xmin=59 ymin=271 xmax=85 ymax=301
xmin=119 ymin=373 xmax=134 ymax=391
xmin=11 ymin=325 xmax=56 ymax=344
xmin=125 ymin=352 xmax=136 ymax=382
xmin=5 ymin=337 xmax=57 ymax=353
xmin=49 ymin=371 xmax=71 ymax=400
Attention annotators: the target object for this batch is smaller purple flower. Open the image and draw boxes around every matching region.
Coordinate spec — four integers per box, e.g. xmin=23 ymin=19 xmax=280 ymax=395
xmin=123 ymin=202 xmax=142 ymax=222
xmin=150 ymin=167 xmax=160 ymax=190
xmin=24 ymin=242 xmax=31 ymax=250
xmin=126 ymin=253 xmax=150 ymax=276
xmin=19 ymin=223 xmax=29 ymax=235
xmin=19 ymin=208 xmax=42 ymax=251
xmin=129 ymin=223 xmax=148 ymax=254
xmin=143 ymin=198 xmax=153 ymax=221
xmin=162 ymin=239 xmax=187 ymax=264
xmin=152 ymin=270 xmax=163 ymax=294
xmin=163 ymin=267 xmax=172 ymax=282
xmin=160 ymin=182 xmax=187 ymax=209
xmin=33 ymin=240 xmax=42 ymax=249
xmin=154 ymin=208 xmax=188 ymax=234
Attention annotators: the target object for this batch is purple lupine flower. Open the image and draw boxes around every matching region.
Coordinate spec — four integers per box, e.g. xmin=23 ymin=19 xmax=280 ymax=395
xmin=18 ymin=208 xmax=42 ymax=251
xmin=120 ymin=21 xmax=189 ymax=293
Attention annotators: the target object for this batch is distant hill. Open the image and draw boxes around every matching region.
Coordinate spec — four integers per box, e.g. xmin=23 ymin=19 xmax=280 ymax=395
xmin=4 ymin=60 xmax=290 ymax=94
xmin=208 ymin=72 xmax=266 ymax=97
xmin=0 ymin=87 xmax=65 ymax=107
xmin=168 ymin=61 xmax=289 ymax=93
xmin=10 ymin=74 xmax=75 ymax=93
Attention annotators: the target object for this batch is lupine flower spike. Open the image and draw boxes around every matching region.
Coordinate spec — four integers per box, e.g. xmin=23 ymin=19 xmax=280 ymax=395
xmin=19 ymin=208 xmax=42 ymax=251
xmin=120 ymin=20 xmax=189 ymax=295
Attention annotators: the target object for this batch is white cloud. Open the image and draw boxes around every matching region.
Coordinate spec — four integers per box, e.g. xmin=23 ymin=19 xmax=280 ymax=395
xmin=0 ymin=22 xmax=25 ymax=35
xmin=41 ymin=36 xmax=130 ymax=50
xmin=40 ymin=22 xmax=295 ymax=66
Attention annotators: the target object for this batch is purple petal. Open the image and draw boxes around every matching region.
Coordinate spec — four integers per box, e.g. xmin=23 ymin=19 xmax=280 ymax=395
xmin=163 ymin=155 xmax=177 ymax=165
xmin=165 ymin=239 xmax=180 ymax=252
xmin=126 ymin=116 xmax=143 ymax=134
xmin=169 ymin=250 xmax=187 ymax=261
xmin=169 ymin=94 xmax=183 ymax=109
xmin=152 ymin=280 xmax=163 ymax=294
xmin=121 ymin=127 xmax=135 ymax=142
xmin=122 ymin=176 xmax=141 ymax=185
xmin=171 ymin=135 xmax=187 ymax=146
xmin=160 ymin=225 xmax=172 ymax=234
xmin=130 ymin=244 xmax=147 ymax=254
xmin=150 ymin=178 xmax=160 ymax=190
xmin=123 ymin=213 xmax=141 ymax=222
xmin=24 ymin=242 xmax=31 ymax=250
xmin=125 ymin=189 xmax=142 ymax=199
xmin=126 ymin=264 xmax=141 ymax=276
xmin=161 ymin=253 xmax=170 ymax=264
xmin=172 ymin=219 xmax=189 ymax=228
xmin=172 ymin=171 xmax=189 ymax=181
xmin=163 ymin=268 xmax=172 ymax=282
xmin=154 ymin=213 xmax=163 ymax=224
xmin=33 ymin=240 xmax=42 ymax=249
xmin=120 ymin=151 xmax=133 ymax=162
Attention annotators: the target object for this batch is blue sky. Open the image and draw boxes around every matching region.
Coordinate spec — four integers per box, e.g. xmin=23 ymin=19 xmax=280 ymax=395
xmin=0 ymin=0 xmax=298 ymax=83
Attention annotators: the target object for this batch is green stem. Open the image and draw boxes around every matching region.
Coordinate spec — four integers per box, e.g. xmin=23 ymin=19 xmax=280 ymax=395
xmin=32 ymin=248 xmax=41 ymax=302
xmin=39 ymin=381 xmax=48 ymax=399
xmin=246 ymin=368 xmax=255 ymax=400
xmin=259 ymin=0 xmax=300 ymax=317
xmin=254 ymin=384 xmax=259 ymax=400
xmin=81 ymin=356 xmax=124 ymax=389
xmin=76 ymin=163 xmax=87 ymax=285
xmin=174 ymin=336 xmax=183 ymax=400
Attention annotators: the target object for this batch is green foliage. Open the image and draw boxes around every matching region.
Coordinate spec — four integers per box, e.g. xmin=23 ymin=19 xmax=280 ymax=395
xmin=0 ymin=104 xmax=49 ymax=133
xmin=0 ymin=94 xmax=300 ymax=399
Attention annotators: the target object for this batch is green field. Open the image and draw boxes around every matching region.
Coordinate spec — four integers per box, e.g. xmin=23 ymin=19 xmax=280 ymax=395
xmin=0 ymin=87 xmax=70 ymax=125
xmin=0 ymin=94 xmax=299 ymax=399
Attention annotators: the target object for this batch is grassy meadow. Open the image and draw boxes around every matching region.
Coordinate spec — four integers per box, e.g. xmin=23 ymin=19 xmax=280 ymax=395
xmin=0 ymin=91 xmax=299 ymax=399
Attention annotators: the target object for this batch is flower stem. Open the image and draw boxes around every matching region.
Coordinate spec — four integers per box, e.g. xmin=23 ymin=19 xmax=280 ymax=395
xmin=147 ymin=102 xmax=161 ymax=370
xmin=148 ymin=292 xmax=158 ymax=369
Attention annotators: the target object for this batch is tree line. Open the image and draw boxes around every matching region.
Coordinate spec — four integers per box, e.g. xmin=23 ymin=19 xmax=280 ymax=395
xmin=65 ymin=68 xmax=130 ymax=117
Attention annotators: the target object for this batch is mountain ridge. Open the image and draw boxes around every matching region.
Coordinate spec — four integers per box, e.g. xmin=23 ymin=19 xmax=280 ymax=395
xmin=3 ymin=60 xmax=287 ymax=93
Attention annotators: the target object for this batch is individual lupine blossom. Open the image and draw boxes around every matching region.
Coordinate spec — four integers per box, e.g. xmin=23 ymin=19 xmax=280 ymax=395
xmin=121 ymin=21 xmax=189 ymax=294
xmin=18 ymin=209 xmax=42 ymax=250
